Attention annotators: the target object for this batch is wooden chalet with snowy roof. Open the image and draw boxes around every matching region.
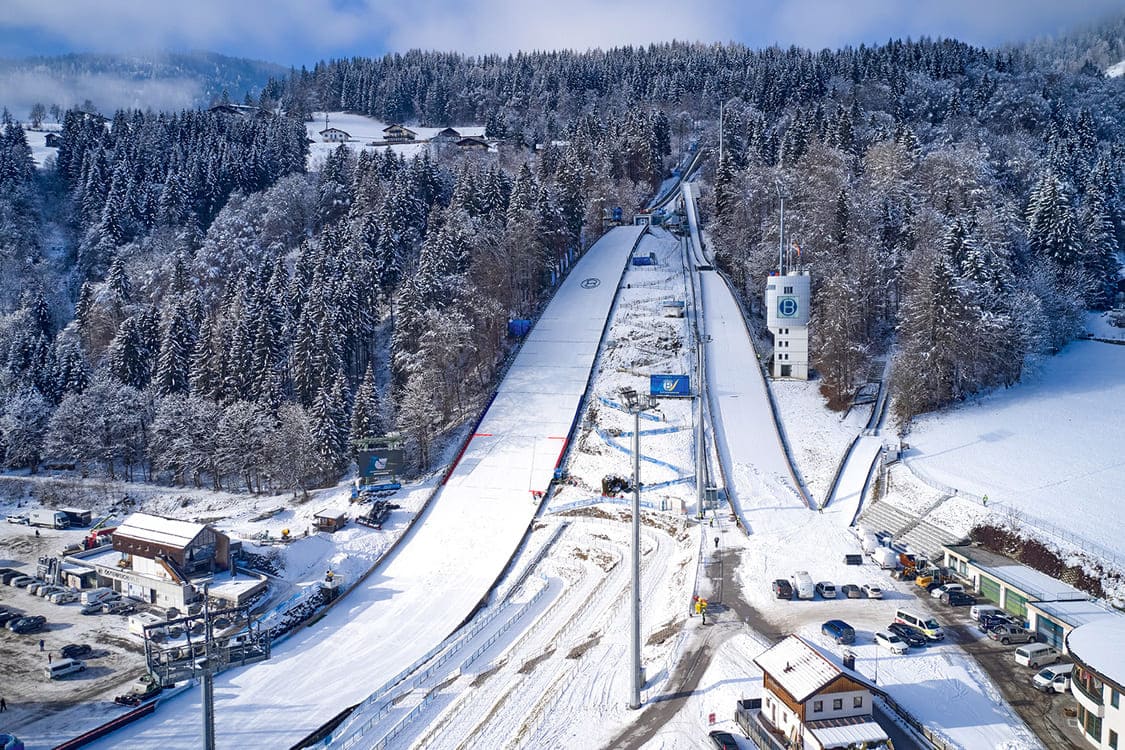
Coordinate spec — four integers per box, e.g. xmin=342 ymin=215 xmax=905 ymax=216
xmin=320 ymin=127 xmax=351 ymax=143
xmin=752 ymin=635 xmax=890 ymax=750
xmin=382 ymin=123 xmax=417 ymax=142
xmin=44 ymin=133 xmax=63 ymax=148
xmin=431 ymin=127 xmax=462 ymax=143
xmin=456 ymin=136 xmax=490 ymax=151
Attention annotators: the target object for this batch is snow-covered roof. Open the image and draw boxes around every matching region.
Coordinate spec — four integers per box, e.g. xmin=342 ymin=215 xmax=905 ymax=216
xmin=1028 ymin=598 xmax=1117 ymax=629
xmin=946 ymin=545 xmax=1087 ymax=602
xmin=1068 ymin=617 xmax=1125 ymax=689
xmin=755 ymin=635 xmax=869 ymax=703
xmin=807 ymin=716 xmax=889 ymax=747
xmin=114 ymin=512 xmax=206 ymax=549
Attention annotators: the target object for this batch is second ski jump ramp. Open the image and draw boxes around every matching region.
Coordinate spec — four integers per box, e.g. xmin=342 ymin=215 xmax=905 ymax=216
xmin=88 ymin=225 xmax=646 ymax=750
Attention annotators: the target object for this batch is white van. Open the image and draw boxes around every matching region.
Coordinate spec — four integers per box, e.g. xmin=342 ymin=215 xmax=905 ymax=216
xmin=970 ymin=604 xmax=1004 ymax=622
xmin=44 ymin=658 xmax=86 ymax=679
xmin=80 ymin=587 xmax=115 ymax=606
xmin=1033 ymin=663 xmax=1073 ymax=692
xmin=790 ymin=571 xmax=815 ymax=600
xmin=894 ymin=609 xmax=945 ymax=640
xmin=1015 ymin=643 xmax=1060 ymax=668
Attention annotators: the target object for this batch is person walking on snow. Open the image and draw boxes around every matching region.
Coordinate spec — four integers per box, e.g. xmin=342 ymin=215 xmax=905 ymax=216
xmin=1 ymin=696 xmax=7 ymax=711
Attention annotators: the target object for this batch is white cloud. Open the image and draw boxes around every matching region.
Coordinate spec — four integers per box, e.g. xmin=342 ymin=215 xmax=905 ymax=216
xmin=0 ymin=0 xmax=1122 ymax=63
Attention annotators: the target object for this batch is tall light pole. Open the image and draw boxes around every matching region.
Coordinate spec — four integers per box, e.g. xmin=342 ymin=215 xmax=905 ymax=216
xmin=621 ymin=386 xmax=656 ymax=710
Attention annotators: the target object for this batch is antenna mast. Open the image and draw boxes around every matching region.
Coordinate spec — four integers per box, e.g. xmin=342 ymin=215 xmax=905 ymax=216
xmin=775 ymin=180 xmax=785 ymax=275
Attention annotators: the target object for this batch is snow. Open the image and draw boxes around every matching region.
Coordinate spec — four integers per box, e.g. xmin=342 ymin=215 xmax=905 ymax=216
xmin=113 ymin=512 xmax=206 ymax=548
xmin=24 ymin=126 xmax=61 ymax=168
xmin=755 ymin=634 xmax=860 ymax=701
xmin=1106 ymin=59 xmax=1125 ymax=78
xmin=1063 ymin=618 xmax=1125 ymax=692
xmin=905 ymin=340 xmax=1125 ymax=560
xmin=83 ymin=225 xmax=646 ymax=749
xmin=306 ymin=112 xmax=486 ymax=170
xmin=946 ymin=545 xmax=1087 ymax=602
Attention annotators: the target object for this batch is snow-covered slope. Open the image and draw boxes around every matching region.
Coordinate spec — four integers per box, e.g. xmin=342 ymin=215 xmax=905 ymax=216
xmin=1107 ymin=59 xmax=1125 ymax=77
xmin=86 ymin=225 xmax=645 ymax=750
xmin=906 ymin=340 xmax=1125 ymax=559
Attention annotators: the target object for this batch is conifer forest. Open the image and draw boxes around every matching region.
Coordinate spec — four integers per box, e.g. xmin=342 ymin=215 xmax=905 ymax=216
xmin=2 ymin=25 xmax=1125 ymax=493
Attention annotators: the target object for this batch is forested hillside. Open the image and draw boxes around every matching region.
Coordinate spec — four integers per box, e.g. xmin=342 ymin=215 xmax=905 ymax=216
xmin=0 ymin=51 xmax=286 ymax=116
xmin=1 ymin=21 xmax=1123 ymax=493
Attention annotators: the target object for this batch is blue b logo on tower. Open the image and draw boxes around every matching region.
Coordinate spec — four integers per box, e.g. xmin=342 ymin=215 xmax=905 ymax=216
xmin=778 ymin=297 xmax=799 ymax=317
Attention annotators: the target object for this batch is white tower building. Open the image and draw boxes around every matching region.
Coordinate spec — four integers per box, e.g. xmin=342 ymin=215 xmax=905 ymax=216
xmin=765 ymin=268 xmax=811 ymax=379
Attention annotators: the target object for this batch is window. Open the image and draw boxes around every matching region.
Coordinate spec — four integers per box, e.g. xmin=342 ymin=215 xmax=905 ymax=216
xmin=1109 ymin=729 xmax=1117 ymax=749
xmin=1113 ymin=689 xmax=1120 ymax=709
xmin=853 ymin=696 xmax=863 ymax=708
xmin=813 ymin=700 xmax=823 ymax=713
xmin=784 ymin=286 xmax=793 ymax=294
xmin=1086 ymin=711 xmax=1102 ymax=742
xmin=832 ymin=698 xmax=843 ymax=711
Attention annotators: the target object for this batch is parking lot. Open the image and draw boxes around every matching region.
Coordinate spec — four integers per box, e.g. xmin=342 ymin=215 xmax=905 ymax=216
xmin=742 ymin=553 xmax=1088 ymax=748
xmin=909 ymin=589 xmax=1087 ymax=750
xmin=0 ymin=528 xmax=148 ymax=739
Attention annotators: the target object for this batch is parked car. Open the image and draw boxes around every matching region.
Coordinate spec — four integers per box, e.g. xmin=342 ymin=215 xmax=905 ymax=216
xmin=979 ymin=612 xmax=1019 ymax=632
xmin=9 ymin=615 xmax=46 ymax=634
xmin=790 ymin=571 xmax=815 ymax=600
xmin=49 ymin=590 xmax=78 ymax=605
xmin=772 ymin=578 xmax=793 ymax=600
xmin=0 ymin=570 xmax=23 ymax=584
xmin=37 ymin=585 xmax=65 ymax=598
xmin=6 ymin=514 xmax=28 ymax=524
xmin=815 ymin=581 xmax=837 ymax=599
xmin=0 ymin=609 xmax=22 ymax=626
xmin=8 ymin=576 xmax=35 ymax=588
xmin=861 ymin=584 xmax=883 ymax=599
xmin=708 ymin=730 xmax=740 ymax=750
xmin=1033 ymin=664 xmax=1074 ymax=693
xmin=841 ymin=584 xmax=863 ymax=599
xmin=80 ymin=603 xmax=104 ymax=616
xmin=44 ymin=658 xmax=85 ymax=679
xmin=60 ymin=643 xmax=93 ymax=659
xmin=970 ymin=604 xmax=1004 ymax=622
xmin=887 ymin=622 xmax=928 ymax=648
xmin=822 ymin=619 xmax=856 ymax=644
xmin=102 ymin=600 xmax=136 ymax=615
xmin=114 ymin=683 xmax=162 ymax=706
xmin=874 ymin=631 xmax=909 ymax=655
xmin=989 ymin=624 xmax=1037 ymax=645
xmin=931 ymin=583 xmax=965 ymax=599
xmin=18 ymin=578 xmax=44 ymax=591
xmin=941 ymin=591 xmax=977 ymax=607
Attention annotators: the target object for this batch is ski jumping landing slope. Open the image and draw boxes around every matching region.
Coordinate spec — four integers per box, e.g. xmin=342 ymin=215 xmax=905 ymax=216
xmin=680 ymin=183 xmax=805 ymax=518
xmin=90 ymin=224 xmax=646 ymax=750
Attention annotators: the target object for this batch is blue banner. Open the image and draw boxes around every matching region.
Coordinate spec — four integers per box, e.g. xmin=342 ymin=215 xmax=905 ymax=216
xmin=650 ymin=374 xmax=691 ymax=397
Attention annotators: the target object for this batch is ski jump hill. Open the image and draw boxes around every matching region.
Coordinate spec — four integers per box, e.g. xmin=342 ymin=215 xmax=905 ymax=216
xmin=89 ymin=224 xmax=647 ymax=750
xmin=681 ymin=183 xmax=808 ymax=523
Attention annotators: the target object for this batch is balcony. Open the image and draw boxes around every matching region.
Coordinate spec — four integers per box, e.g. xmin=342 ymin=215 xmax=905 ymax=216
xmin=1072 ymin=679 xmax=1106 ymax=718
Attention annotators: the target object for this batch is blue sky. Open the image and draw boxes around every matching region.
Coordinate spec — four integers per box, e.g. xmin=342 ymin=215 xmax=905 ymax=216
xmin=0 ymin=0 xmax=1122 ymax=66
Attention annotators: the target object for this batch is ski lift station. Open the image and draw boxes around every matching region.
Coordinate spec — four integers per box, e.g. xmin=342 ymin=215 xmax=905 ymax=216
xmin=765 ymin=268 xmax=811 ymax=379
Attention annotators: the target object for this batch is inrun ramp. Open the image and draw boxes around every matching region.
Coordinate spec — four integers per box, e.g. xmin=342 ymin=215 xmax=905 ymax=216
xmin=87 ymin=224 xmax=645 ymax=750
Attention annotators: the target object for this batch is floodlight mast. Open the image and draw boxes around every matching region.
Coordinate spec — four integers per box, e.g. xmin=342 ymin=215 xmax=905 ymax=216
xmin=621 ymin=386 xmax=656 ymax=709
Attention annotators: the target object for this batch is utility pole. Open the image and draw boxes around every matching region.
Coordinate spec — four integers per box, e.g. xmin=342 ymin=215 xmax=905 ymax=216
xmin=200 ymin=585 xmax=216 ymax=750
xmin=621 ymin=386 xmax=657 ymax=710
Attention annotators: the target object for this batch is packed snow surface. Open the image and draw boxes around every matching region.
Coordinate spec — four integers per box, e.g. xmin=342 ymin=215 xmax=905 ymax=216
xmin=85 ymin=225 xmax=645 ymax=749
xmin=905 ymin=339 xmax=1125 ymax=556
